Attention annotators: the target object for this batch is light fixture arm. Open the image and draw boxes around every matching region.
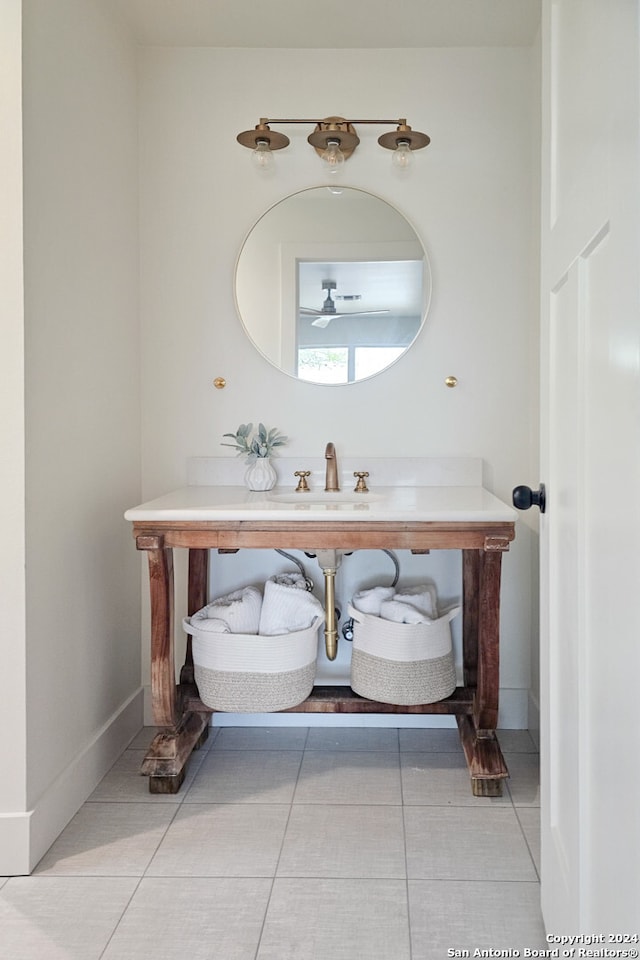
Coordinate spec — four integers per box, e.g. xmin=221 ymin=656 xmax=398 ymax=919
xmin=253 ymin=117 xmax=422 ymax=127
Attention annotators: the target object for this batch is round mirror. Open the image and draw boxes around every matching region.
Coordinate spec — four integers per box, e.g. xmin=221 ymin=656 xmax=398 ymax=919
xmin=234 ymin=186 xmax=431 ymax=384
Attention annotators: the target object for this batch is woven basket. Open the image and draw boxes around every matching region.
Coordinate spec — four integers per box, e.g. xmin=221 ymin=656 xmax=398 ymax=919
xmin=349 ymin=604 xmax=458 ymax=706
xmin=183 ymin=614 xmax=322 ymax=713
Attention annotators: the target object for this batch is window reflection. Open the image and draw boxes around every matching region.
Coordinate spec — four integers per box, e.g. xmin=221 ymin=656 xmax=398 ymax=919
xmin=297 ymin=346 xmax=405 ymax=384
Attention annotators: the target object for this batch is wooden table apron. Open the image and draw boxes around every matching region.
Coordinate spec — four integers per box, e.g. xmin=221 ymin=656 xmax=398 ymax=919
xmin=132 ymin=518 xmax=516 ymax=795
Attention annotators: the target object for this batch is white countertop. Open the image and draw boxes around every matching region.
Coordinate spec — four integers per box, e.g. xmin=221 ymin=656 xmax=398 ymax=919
xmin=125 ymin=484 xmax=516 ymax=524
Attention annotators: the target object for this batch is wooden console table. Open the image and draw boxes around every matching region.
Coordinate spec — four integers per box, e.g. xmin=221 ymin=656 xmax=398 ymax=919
xmin=127 ymin=486 xmax=516 ymax=797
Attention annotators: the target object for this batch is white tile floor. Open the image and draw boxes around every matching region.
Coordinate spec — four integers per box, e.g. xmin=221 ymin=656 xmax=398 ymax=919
xmin=0 ymin=725 xmax=545 ymax=959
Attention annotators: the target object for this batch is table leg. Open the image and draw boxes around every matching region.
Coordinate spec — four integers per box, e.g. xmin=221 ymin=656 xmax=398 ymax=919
xmin=462 ymin=549 xmax=480 ymax=689
xmin=460 ymin=547 xmax=509 ymax=796
xmin=142 ymin=539 xmax=178 ymax=728
xmin=136 ymin=537 xmax=209 ymax=792
xmin=180 ymin=548 xmax=209 ymax=685
xmin=475 ymin=549 xmax=502 ymax=733
xmin=457 ymin=715 xmax=509 ymax=797
xmin=142 ymin=712 xmax=210 ymax=794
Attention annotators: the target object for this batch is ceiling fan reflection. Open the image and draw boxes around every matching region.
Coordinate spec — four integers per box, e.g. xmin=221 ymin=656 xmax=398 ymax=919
xmin=300 ymin=279 xmax=390 ymax=328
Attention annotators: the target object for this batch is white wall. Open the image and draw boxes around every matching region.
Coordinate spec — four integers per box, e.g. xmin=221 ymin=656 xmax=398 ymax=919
xmin=0 ymin=0 xmax=142 ymax=875
xmin=138 ymin=46 xmax=539 ymax=725
xmin=0 ymin=0 xmax=29 ymax=869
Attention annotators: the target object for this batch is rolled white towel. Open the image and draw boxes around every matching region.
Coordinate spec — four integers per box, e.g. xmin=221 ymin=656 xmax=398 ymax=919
xmin=259 ymin=576 xmax=324 ymax=636
xmin=379 ymin=599 xmax=431 ymax=624
xmin=188 ymin=616 xmax=230 ymax=634
xmin=207 ymin=585 xmax=263 ymax=634
xmin=392 ymin=584 xmax=437 ymax=620
xmin=352 ymin=585 xmax=395 ymax=616
xmin=269 ymin=573 xmax=308 ymax=590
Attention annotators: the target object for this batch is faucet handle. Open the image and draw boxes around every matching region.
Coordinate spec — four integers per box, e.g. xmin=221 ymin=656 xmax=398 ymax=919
xmin=294 ymin=470 xmax=311 ymax=492
xmin=353 ymin=471 xmax=370 ymax=493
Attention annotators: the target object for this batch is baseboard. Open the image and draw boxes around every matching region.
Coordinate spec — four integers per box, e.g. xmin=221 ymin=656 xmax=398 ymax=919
xmin=0 ymin=811 xmax=32 ymax=878
xmin=528 ymin=689 xmax=540 ymax=749
xmin=0 ymin=688 xmax=144 ymax=876
xmin=497 ymin=687 xmax=530 ymax=729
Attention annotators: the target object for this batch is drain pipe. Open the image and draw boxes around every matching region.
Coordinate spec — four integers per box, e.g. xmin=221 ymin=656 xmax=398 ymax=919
xmin=314 ymin=549 xmax=343 ymax=660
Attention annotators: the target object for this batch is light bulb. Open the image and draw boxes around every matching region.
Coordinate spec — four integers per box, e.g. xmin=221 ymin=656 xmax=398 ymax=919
xmin=252 ymin=138 xmax=273 ymax=169
xmin=321 ymin=139 xmax=345 ymax=174
xmin=392 ymin=139 xmax=412 ymax=169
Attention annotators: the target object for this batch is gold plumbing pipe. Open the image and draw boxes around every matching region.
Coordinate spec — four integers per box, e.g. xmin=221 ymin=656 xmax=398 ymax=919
xmin=323 ymin=568 xmax=338 ymax=661
xmin=315 ymin=549 xmax=342 ymax=661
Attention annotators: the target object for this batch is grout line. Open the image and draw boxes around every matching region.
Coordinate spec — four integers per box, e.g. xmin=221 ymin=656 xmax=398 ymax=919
xmin=513 ymin=805 xmax=541 ymax=882
xmin=252 ymin=745 xmax=306 ymax=958
xmin=139 ymin=800 xmax=183 ymax=880
xmin=97 ymin=875 xmax=145 ymax=960
xmin=400 ymin=763 xmax=415 ymax=959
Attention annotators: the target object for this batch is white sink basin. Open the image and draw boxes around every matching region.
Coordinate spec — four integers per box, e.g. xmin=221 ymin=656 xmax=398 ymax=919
xmin=268 ymin=490 xmax=384 ymax=506
xmin=125 ymin=478 xmax=518 ymax=524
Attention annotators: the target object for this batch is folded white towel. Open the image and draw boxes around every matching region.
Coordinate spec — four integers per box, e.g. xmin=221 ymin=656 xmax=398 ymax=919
xmin=208 ymin=585 xmax=263 ymax=634
xmin=392 ymin=584 xmax=437 ymax=620
xmin=379 ymin=599 xmax=432 ymax=624
xmin=352 ymin=585 xmax=395 ymax=616
xmin=259 ymin=576 xmax=324 ymax=636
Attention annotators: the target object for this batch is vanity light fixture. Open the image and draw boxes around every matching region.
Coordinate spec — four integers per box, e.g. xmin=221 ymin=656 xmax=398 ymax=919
xmin=236 ymin=116 xmax=430 ymax=171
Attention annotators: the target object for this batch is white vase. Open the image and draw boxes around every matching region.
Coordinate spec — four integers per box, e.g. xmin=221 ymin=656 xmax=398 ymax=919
xmin=245 ymin=458 xmax=277 ymax=491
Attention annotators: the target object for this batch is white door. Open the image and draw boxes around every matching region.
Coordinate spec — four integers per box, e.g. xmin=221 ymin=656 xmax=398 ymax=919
xmin=539 ymin=0 xmax=640 ymax=930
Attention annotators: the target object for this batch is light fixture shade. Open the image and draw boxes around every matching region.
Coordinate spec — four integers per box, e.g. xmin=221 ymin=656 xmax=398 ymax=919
xmin=307 ymin=118 xmax=360 ymax=159
xmin=236 ymin=119 xmax=290 ymax=151
xmin=377 ymin=120 xmax=430 ymax=152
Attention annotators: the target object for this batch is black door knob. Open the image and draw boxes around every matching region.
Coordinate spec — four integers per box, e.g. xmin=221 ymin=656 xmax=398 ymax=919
xmin=512 ymin=483 xmax=546 ymax=513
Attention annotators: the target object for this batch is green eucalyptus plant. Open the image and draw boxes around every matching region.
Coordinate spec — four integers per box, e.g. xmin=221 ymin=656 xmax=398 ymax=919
xmin=221 ymin=422 xmax=288 ymax=462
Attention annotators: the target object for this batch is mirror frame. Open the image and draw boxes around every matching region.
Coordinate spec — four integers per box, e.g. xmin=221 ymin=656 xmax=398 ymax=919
xmin=234 ymin=186 xmax=432 ymax=385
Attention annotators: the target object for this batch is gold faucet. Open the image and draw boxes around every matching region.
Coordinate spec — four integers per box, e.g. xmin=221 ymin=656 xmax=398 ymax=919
xmin=353 ymin=471 xmax=369 ymax=493
xmin=324 ymin=442 xmax=339 ymax=491
xmin=294 ymin=470 xmax=311 ymax=492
